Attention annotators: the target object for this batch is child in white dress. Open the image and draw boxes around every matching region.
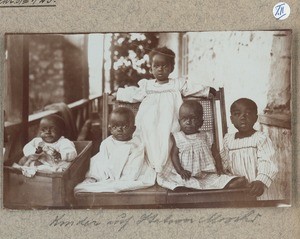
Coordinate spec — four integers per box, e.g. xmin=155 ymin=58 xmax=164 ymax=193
xmin=116 ymin=47 xmax=216 ymax=173
xmin=16 ymin=115 xmax=77 ymax=177
xmin=221 ymin=98 xmax=278 ymax=200
xmin=75 ymin=107 xmax=156 ymax=193
xmin=157 ymin=100 xmax=247 ymax=190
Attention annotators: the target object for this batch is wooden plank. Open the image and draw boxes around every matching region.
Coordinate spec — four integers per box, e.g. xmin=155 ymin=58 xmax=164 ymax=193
xmin=166 ymin=188 xmax=256 ymax=204
xmin=4 ymin=173 xmax=53 ymax=208
xmin=75 ymin=185 xmax=168 ymax=208
xmin=219 ymin=87 xmax=228 ymax=136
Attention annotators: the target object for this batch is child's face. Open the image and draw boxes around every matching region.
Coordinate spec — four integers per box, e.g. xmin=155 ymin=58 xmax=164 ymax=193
xmin=39 ymin=118 xmax=62 ymax=143
xmin=179 ymin=105 xmax=203 ymax=135
xmin=230 ymin=102 xmax=258 ymax=133
xmin=151 ymin=54 xmax=172 ymax=82
xmin=109 ymin=113 xmax=135 ymax=141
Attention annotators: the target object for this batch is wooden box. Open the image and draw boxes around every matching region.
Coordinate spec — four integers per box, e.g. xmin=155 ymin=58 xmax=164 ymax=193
xmin=3 ymin=141 xmax=92 ymax=209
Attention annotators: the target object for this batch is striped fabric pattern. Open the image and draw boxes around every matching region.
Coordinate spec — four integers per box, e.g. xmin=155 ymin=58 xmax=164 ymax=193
xmin=221 ymin=131 xmax=278 ymax=200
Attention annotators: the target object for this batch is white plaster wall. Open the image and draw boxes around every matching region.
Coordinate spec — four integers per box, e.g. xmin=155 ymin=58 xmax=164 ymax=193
xmin=186 ymin=31 xmax=291 ymax=133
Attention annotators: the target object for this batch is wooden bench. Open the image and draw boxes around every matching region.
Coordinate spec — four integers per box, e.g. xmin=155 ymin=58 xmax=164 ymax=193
xmin=74 ymin=88 xmax=257 ymax=208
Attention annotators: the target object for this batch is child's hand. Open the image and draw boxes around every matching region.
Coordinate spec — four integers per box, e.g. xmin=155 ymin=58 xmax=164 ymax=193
xmin=35 ymin=146 xmax=43 ymax=154
xmin=216 ymin=167 xmax=225 ymax=176
xmin=248 ymin=180 xmax=265 ymax=197
xmin=209 ymin=87 xmax=217 ymax=96
xmin=52 ymin=150 xmax=61 ymax=161
xmin=215 ymin=160 xmax=224 ymax=175
xmin=179 ymin=169 xmax=192 ymax=180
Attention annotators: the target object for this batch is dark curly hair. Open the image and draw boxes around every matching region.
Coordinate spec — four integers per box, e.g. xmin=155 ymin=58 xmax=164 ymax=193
xmin=149 ymin=47 xmax=175 ymax=72
xmin=230 ymin=98 xmax=258 ymax=114
xmin=109 ymin=107 xmax=135 ymax=125
xmin=180 ymin=100 xmax=204 ymax=119
xmin=42 ymin=115 xmax=66 ymax=132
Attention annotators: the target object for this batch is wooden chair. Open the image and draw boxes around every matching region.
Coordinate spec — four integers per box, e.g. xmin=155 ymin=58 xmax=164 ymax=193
xmin=74 ymin=88 xmax=256 ymax=208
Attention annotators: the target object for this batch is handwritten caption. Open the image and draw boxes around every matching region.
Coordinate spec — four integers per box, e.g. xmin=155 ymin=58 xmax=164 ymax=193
xmin=49 ymin=210 xmax=262 ymax=232
xmin=0 ymin=0 xmax=56 ymax=7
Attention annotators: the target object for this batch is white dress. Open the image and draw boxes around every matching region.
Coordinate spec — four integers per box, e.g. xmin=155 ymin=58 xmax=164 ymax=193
xmin=117 ymin=78 xmax=210 ymax=173
xmin=23 ymin=136 xmax=77 ymax=161
xmin=157 ymin=131 xmax=237 ymax=190
xmin=221 ymin=131 xmax=278 ymax=200
xmin=74 ymin=135 xmax=156 ymax=193
xmin=13 ymin=136 xmax=77 ymax=177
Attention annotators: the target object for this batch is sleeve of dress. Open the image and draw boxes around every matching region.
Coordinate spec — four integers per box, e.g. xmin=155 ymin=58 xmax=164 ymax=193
xmin=255 ymin=134 xmax=278 ymax=187
xmin=23 ymin=138 xmax=41 ymax=156
xmin=116 ymin=79 xmax=147 ymax=103
xmin=58 ymin=138 xmax=78 ymax=161
xmin=178 ymin=77 xmax=210 ymax=97
xmin=85 ymin=139 xmax=110 ymax=181
xmin=220 ymin=134 xmax=230 ymax=172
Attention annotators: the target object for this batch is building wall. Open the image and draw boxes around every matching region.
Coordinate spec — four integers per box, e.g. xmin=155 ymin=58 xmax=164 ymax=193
xmin=260 ymin=124 xmax=291 ymax=200
xmin=186 ymin=31 xmax=291 ymax=133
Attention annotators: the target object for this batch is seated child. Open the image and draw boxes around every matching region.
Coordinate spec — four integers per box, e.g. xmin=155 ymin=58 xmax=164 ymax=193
xmin=157 ymin=100 xmax=248 ymax=190
xmin=74 ymin=107 xmax=156 ymax=193
xmin=221 ymin=98 xmax=278 ymax=200
xmin=15 ymin=115 xmax=77 ymax=177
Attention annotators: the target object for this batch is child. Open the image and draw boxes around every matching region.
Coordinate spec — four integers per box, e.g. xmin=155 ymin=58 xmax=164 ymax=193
xmin=74 ymin=107 xmax=156 ymax=193
xmin=116 ymin=47 xmax=216 ymax=173
xmin=157 ymin=100 xmax=247 ymax=190
xmin=221 ymin=98 xmax=278 ymax=200
xmin=15 ymin=115 xmax=77 ymax=177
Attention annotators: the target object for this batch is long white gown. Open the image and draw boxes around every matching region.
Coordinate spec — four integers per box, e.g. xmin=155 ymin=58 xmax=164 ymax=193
xmin=116 ymin=78 xmax=210 ymax=173
xmin=74 ymin=135 xmax=156 ymax=193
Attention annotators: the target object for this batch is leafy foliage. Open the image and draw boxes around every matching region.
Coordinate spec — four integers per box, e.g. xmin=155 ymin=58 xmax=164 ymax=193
xmin=110 ymin=33 xmax=159 ymax=89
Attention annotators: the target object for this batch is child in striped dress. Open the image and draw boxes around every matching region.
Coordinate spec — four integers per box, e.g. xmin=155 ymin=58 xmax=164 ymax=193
xmin=157 ymin=100 xmax=248 ymax=190
xmin=221 ymin=98 xmax=278 ymax=200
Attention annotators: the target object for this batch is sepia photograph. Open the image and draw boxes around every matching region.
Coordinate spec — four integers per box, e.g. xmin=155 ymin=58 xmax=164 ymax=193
xmin=3 ymin=30 xmax=292 ymax=209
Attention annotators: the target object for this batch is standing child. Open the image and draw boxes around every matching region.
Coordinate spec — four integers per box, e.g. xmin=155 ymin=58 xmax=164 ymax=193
xmin=74 ymin=107 xmax=156 ymax=193
xmin=116 ymin=47 xmax=216 ymax=173
xmin=157 ymin=100 xmax=247 ymax=190
xmin=221 ymin=98 xmax=278 ymax=200
xmin=16 ymin=115 xmax=77 ymax=177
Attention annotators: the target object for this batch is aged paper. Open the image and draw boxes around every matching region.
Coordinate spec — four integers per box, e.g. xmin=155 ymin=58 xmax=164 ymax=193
xmin=0 ymin=0 xmax=299 ymax=238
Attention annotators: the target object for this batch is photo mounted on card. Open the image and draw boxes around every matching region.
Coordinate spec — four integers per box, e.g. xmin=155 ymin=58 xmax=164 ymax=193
xmin=3 ymin=31 xmax=292 ymax=209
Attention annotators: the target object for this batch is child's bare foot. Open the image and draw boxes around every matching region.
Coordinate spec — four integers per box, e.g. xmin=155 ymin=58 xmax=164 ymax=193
xmin=225 ymin=176 xmax=248 ymax=189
